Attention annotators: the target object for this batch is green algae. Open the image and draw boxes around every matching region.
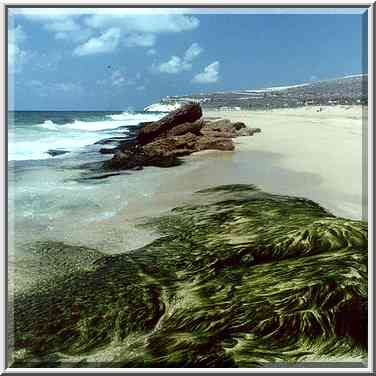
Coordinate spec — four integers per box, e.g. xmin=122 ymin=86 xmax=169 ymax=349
xmin=11 ymin=184 xmax=367 ymax=367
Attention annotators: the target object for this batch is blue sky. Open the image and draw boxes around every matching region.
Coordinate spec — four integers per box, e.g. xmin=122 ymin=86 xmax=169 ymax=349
xmin=8 ymin=8 xmax=368 ymax=111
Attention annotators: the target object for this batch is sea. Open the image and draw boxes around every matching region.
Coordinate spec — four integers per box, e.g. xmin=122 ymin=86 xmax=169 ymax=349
xmin=8 ymin=110 xmax=163 ymax=162
xmin=8 ymin=110 xmax=171 ymax=257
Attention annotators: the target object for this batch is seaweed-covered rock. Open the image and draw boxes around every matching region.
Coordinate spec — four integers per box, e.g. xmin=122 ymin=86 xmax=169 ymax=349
xmin=12 ymin=185 xmax=368 ymax=367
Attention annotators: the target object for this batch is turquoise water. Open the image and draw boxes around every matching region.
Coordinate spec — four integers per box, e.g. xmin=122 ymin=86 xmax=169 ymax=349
xmin=8 ymin=110 xmax=167 ymax=255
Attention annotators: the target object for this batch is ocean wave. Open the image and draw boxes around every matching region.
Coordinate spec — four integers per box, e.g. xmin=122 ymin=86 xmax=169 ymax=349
xmin=10 ymin=112 xmax=165 ymax=161
xmin=107 ymin=112 xmax=131 ymax=120
xmin=62 ymin=120 xmax=129 ymax=132
xmin=34 ymin=113 xmax=163 ymax=132
xmin=37 ymin=120 xmax=60 ymax=131
xmin=144 ymin=103 xmax=182 ymax=112
xmin=8 ymin=132 xmax=109 ymax=161
xmin=107 ymin=111 xmax=164 ymax=123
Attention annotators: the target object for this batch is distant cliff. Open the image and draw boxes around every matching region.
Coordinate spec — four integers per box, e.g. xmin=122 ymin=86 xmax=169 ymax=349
xmin=149 ymin=74 xmax=368 ymax=110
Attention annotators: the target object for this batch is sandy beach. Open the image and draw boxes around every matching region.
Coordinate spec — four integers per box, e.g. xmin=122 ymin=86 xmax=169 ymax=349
xmin=8 ymin=105 xmax=366 ymax=259
xmin=9 ymin=106 xmax=366 ymax=366
xmin=127 ymin=105 xmax=366 ymax=223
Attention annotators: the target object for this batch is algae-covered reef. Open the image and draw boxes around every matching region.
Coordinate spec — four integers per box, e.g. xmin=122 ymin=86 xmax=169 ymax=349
xmin=12 ymin=185 xmax=368 ymax=367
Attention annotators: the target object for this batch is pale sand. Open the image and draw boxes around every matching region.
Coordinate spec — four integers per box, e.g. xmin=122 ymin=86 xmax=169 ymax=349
xmin=123 ymin=105 xmax=366 ymax=223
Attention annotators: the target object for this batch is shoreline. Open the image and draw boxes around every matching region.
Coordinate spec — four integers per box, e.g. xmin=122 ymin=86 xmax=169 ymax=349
xmin=121 ymin=105 xmax=365 ymax=224
xmin=8 ymin=104 xmax=365 ymax=259
xmin=9 ymin=104 xmax=368 ymax=367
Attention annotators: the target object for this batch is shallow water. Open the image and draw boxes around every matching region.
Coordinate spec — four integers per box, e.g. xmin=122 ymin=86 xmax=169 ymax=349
xmin=8 ymin=110 xmax=167 ymax=256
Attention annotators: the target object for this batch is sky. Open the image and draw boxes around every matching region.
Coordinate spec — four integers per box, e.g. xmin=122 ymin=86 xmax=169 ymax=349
xmin=8 ymin=7 xmax=368 ymax=111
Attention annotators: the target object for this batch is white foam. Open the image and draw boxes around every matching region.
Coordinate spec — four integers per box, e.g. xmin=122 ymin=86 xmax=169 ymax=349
xmin=143 ymin=103 xmax=182 ymax=112
xmin=62 ymin=120 xmax=127 ymax=132
xmin=61 ymin=113 xmax=163 ymax=131
xmin=9 ymin=112 xmax=165 ymax=161
xmin=107 ymin=112 xmax=131 ymax=120
xmin=37 ymin=120 xmax=59 ymax=131
xmin=8 ymin=133 xmax=103 ymax=161
xmin=107 ymin=112 xmax=163 ymax=123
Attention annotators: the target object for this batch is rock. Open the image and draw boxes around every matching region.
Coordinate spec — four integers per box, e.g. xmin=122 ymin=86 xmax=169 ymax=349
xmin=46 ymin=149 xmax=70 ymax=157
xmin=94 ymin=137 xmax=129 ymax=145
xmin=105 ymin=150 xmax=146 ymax=170
xmin=201 ymin=120 xmax=261 ymax=138
xmin=136 ymin=102 xmax=202 ymax=145
xmin=79 ymin=172 xmax=122 ymax=181
xmin=105 ymin=132 xmax=235 ymax=170
xmin=194 ymin=136 xmax=235 ymax=152
xmin=164 ymin=119 xmax=204 ymax=137
xmin=232 ymin=122 xmax=247 ymax=130
xmin=106 ymin=134 xmax=198 ymax=170
xmin=201 ymin=119 xmax=238 ymax=138
xmin=101 ymin=108 xmax=260 ymax=171
xmin=138 ymin=121 xmax=154 ymax=127
xmin=143 ymin=133 xmax=198 ymax=158
xmin=99 ymin=147 xmax=118 ymax=155
xmin=118 ymin=139 xmax=141 ymax=152
xmin=237 ymin=127 xmax=262 ymax=136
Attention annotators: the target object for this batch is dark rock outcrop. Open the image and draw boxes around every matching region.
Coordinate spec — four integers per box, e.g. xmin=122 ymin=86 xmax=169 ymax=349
xmin=194 ymin=136 xmax=235 ymax=152
xmin=99 ymin=147 xmax=119 ymax=155
xmin=94 ymin=137 xmax=130 ymax=145
xmin=103 ymin=103 xmax=261 ymax=171
xmin=136 ymin=102 xmax=202 ymax=145
xmin=201 ymin=119 xmax=261 ymax=138
xmin=164 ymin=119 xmax=204 ymax=137
xmin=143 ymin=133 xmax=198 ymax=158
xmin=47 ymin=149 xmax=70 ymax=157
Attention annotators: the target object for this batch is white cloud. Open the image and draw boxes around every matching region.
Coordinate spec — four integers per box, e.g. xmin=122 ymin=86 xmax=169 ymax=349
xmin=192 ymin=61 xmax=220 ymax=84
xmin=155 ymin=43 xmax=203 ymax=74
xmin=44 ymin=18 xmax=80 ymax=32
xmin=84 ymin=13 xmax=199 ymax=34
xmin=184 ymin=42 xmax=203 ymax=62
xmin=97 ymin=70 xmax=142 ymax=88
xmin=32 ymin=52 xmax=62 ymax=71
xmin=15 ymin=9 xmax=200 ymax=55
xmin=156 ymin=56 xmax=191 ymax=74
xmin=56 ymin=82 xmax=83 ymax=92
xmin=110 ymin=70 xmax=126 ymax=87
xmin=9 ymin=24 xmax=26 ymax=44
xmin=8 ymin=25 xmax=28 ymax=73
xmin=13 ymin=8 xmax=196 ymax=18
xmin=27 ymin=79 xmax=83 ymax=97
xmin=124 ymin=33 xmax=155 ymax=47
xmin=73 ymin=28 xmax=121 ymax=56
xmin=55 ymin=28 xmax=93 ymax=43
xmin=147 ymin=48 xmax=157 ymax=55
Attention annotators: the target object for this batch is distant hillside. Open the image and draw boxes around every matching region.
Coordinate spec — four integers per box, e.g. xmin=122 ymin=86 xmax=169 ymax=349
xmin=157 ymin=74 xmax=368 ymax=110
